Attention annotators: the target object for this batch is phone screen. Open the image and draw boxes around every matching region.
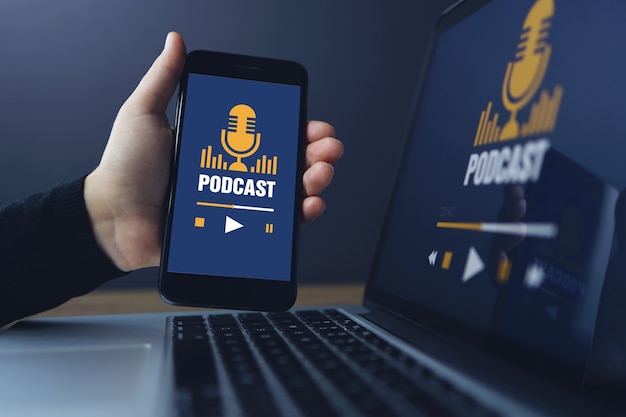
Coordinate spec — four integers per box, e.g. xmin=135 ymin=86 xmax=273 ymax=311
xmin=166 ymin=73 xmax=302 ymax=282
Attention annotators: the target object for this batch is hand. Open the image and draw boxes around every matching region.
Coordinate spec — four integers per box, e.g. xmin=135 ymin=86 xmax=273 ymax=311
xmin=84 ymin=32 xmax=343 ymax=272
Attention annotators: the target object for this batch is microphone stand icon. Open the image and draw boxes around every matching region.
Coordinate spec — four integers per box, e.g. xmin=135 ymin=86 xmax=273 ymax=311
xmin=221 ymin=104 xmax=261 ymax=172
xmin=500 ymin=0 xmax=554 ymax=141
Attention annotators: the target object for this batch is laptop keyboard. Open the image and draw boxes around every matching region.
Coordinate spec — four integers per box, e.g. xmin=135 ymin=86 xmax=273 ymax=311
xmin=172 ymin=309 xmax=500 ymax=417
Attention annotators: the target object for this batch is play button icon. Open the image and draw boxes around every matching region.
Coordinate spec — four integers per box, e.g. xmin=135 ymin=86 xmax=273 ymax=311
xmin=225 ymin=216 xmax=244 ymax=234
xmin=462 ymin=246 xmax=484 ymax=283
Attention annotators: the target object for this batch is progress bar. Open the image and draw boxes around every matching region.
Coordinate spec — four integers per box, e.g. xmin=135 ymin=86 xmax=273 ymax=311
xmin=197 ymin=201 xmax=274 ymax=213
xmin=436 ymin=221 xmax=558 ymax=238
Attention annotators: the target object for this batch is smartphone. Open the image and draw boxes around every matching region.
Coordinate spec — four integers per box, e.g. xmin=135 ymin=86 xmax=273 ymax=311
xmin=159 ymin=50 xmax=307 ymax=311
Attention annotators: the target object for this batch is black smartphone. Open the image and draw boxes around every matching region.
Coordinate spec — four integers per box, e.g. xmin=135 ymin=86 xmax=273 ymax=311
xmin=159 ymin=50 xmax=307 ymax=311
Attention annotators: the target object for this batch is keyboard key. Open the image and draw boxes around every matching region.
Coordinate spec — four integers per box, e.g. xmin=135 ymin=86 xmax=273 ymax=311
xmin=208 ymin=314 xmax=238 ymax=326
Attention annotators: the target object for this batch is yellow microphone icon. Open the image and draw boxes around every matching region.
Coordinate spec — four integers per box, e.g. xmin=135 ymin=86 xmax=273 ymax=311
xmin=500 ymin=0 xmax=554 ymax=141
xmin=221 ymin=104 xmax=261 ymax=172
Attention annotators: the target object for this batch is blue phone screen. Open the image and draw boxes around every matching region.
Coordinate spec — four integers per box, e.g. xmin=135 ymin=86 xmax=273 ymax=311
xmin=167 ymin=73 xmax=302 ymax=281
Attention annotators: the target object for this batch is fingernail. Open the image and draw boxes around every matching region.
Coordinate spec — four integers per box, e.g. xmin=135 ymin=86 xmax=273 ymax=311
xmin=164 ymin=32 xmax=173 ymax=50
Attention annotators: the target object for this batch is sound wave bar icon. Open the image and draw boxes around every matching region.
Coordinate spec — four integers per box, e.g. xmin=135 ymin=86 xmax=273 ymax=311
xmin=473 ymin=85 xmax=562 ymax=147
xmin=252 ymin=154 xmax=278 ymax=175
xmin=200 ymin=145 xmax=278 ymax=176
xmin=201 ymin=146 xmax=228 ymax=170
xmin=473 ymin=102 xmax=501 ymax=146
xmin=520 ymin=86 xmax=563 ymax=137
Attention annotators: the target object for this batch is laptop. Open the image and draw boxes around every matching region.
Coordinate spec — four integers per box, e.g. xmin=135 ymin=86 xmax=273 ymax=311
xmin=2 ymin=0 xmax=626 ymax=415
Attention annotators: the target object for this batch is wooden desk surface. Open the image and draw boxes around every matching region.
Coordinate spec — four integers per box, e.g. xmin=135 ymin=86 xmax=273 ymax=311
xmin=32 ymin=284 xmax=365 ymax=318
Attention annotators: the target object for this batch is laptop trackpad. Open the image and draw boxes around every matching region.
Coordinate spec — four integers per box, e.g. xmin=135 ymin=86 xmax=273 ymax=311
xmin=0 ymin=344 xmax=152 ymax=416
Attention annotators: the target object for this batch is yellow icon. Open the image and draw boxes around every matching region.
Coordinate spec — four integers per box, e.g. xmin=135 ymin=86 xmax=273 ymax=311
xmin=200 ymin=145 xmax=279 ymax=175
xmin=500 ymin=0 xmax=554 ymax=140
xmin=497 ymin=258 xmax=512 ymax=283
xmin=200 ymin=104 xmax=279 ymax=175
xmin=441 ymin=252 xmax=453 ymax=270
xmin=473 ymin=0 xmax=563 ymax=146
xmin=221 ymin=104 xmax=261 ymax=172
xmin=194 ymin=217 xmax=206 ymax=228
xmin=265 ymin=223 xmax=274 ymax=234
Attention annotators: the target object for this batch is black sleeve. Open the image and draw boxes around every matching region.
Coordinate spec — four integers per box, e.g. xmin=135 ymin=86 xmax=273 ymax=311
xmin=0 ymin=176 xmax=127 ymax=326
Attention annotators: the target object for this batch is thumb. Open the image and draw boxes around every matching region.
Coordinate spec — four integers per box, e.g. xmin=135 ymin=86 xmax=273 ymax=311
xmin=124 ymin=32 xmax=187 ymax=116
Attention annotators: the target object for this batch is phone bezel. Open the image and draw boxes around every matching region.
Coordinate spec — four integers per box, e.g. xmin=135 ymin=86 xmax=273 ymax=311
xmin=158 ymin=50 xmax=308 ymax=311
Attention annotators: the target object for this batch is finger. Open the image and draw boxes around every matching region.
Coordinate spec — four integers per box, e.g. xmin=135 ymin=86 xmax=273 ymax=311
xmin=303 ymin=161 xmax=334 ymax=197
xmin=124 ymin=32 xmax=187 ymax=116
xmin=302 ymin=196 xmax=326 ymax=223
xmin=306 ymin=120 xmax=336 ymax=143
xmin=306 ymin=136 xmax=344 ymax=168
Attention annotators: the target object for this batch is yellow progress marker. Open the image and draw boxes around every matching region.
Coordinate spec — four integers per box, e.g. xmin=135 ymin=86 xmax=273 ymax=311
xmin=441 ymin=252 xmax=453 ymax=270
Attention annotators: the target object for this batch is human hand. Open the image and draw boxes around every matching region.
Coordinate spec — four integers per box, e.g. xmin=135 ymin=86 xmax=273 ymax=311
xmin=85 ymin=32 xmax=343 ymax=272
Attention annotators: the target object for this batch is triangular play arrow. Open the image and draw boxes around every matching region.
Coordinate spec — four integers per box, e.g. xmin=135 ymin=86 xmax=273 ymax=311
xmin=225 ymin=216 xmax=244 ymax=234
xmin=462 ymin=246 xmax=484 ymax=282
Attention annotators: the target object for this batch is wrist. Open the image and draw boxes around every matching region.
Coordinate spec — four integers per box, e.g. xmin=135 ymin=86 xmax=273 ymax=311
xmin=84 ymin=171 xmax=129 ymax=272
xmin=84 ymin=169 xmax=163 ymax=272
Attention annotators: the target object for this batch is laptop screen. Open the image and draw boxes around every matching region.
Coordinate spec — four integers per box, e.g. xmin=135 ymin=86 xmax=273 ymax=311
xmin=366 ymin=0 xmax=626 ymax=386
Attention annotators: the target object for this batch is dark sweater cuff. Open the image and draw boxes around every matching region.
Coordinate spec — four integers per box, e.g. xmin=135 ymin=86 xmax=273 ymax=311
xmin=0 ymin=177 xmax=128 ymax=325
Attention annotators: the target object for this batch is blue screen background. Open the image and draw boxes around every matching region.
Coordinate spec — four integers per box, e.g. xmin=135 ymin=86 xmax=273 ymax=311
xmin=167 ymin=73 xmax=301 ymax=281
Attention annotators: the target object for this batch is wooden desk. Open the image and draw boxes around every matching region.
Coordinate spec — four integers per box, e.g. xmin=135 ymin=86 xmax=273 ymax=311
xmin=32 ymin=284 xmax=365 ymax=318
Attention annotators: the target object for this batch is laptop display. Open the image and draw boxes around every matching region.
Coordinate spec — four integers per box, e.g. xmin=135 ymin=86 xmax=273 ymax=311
xmin=366 ymin=0 xmax=626 ymax=386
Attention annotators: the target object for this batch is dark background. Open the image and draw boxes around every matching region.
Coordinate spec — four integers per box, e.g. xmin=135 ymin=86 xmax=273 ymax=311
xmin=0 ymin=0 xmax=456 ymax=288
